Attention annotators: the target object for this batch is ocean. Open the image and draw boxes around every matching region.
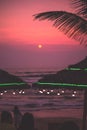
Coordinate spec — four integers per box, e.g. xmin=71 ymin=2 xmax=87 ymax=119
xmin=0 ymin=68 xmax=84 ymax=118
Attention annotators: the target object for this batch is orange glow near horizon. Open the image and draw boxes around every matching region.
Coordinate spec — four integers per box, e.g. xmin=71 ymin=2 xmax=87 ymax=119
xmin=38 ymin=44 xmax=42 ymax=48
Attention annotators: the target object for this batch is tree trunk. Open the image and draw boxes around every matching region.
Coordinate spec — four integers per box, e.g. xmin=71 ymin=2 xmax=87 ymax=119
xmin=82 ymin=90 xmax=87 ymax=130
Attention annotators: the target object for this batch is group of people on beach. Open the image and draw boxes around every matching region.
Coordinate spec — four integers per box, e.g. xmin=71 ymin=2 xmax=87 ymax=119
xmin=0 ymin=105 xmax=80 ymax=130
xmin=0 ymin=106 xmax=35 ymax=130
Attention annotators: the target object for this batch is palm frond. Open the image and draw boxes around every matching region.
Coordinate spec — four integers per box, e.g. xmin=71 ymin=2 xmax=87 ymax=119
xmin=33 ymin=11 xmax=87 ymax=46
xmin=71 ymin=0 xmax=87 ymax=19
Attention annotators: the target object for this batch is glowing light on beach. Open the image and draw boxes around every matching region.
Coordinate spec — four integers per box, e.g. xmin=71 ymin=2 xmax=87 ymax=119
xmin=57 ymin=92 xmax=60 ymax=96
xmin=38 ymin=44 xmax=42 ymax=49
xmin=73 ymin=91 xmax=77 ymax=94
xmin=72 ymin=94 xmax=75 ymax=97
xmin=19 ymin=90 xmax=22 ymax=94
xmin=43 ymin=89 xmax=46 ymax=92
xmin=0 ymin=92 xmax=3 ymax=95
xmin=61 ymin=90 xmax=65 ymax=93
xmin=47 ymin=91 xmax=50 ymax=94
xmin=50 ymin=90 xmax=53 ymax=92
xmin=22 ymin=91 xmax=25 ymax=94
xmin=13 ymin=92 xmax=16 ymax=95
xmin=39 ymin=90 xmax=43 ymax=94
xmin=4 ymin=90 xmax=7 ymax=93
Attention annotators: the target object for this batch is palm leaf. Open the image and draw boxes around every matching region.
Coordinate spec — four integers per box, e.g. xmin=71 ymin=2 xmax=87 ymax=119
xmin=34 ymin=11 xmax=87 ymax=46
xmin=71 ymin=0 xmax=87 ymax=19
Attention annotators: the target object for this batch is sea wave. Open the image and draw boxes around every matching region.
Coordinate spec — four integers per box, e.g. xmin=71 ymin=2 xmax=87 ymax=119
xmin=0 ymin=68 xmax=84 ymax=114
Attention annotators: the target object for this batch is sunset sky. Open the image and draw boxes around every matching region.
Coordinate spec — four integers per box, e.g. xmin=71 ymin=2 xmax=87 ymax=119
xmin=0 ymin=0 xmax=87 ymax=70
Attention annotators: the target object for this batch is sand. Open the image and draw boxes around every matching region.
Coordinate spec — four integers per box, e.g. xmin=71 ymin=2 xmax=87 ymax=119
xmin=32 ymin=109 xmax=86 ymax=130
xmin=0 ymin=108 xmax=86 ymax=130
xmin=35 ymin=117 xmax=83 ymax=130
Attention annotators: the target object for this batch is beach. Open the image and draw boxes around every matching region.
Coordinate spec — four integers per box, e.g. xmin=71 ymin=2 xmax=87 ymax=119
xmin=33 ymin=109 xmax=84 ymax=130
xmin=0 ymin=96 xmax=85 ymax=130
xmin=0 ymin=89 xmax=85 ymax=130
xmin=0 ymin=68 xmax=86 ymax=130
xmin=0 ymin=107 xmax=86 ymax=130
xmin=1 ymin=0 xmax=87 ymax=128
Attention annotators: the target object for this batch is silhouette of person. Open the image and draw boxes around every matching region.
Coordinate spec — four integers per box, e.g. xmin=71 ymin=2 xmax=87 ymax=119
xmin=59 ymin=121 xmax=80 ymax=130
xmin=18 ymin=112 xmax=35 ymax=130
xmin=13 ymin=105 xmax=22 ymax=129
xmin=0 ymin=110 xmax=16 ymax=130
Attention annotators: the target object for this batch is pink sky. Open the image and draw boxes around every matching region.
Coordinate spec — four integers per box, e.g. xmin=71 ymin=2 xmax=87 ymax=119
xmin=0 ymin=0 xmax=87 ymax=70
xmin=0 ymin=0 xmax=73 ymax=44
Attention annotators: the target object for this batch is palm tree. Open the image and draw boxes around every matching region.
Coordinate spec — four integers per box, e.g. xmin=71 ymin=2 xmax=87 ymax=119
xmin=33 ymin=1 xmax=87 ymax=129
xmin=33 ymin=0 xmax=87 ymax=46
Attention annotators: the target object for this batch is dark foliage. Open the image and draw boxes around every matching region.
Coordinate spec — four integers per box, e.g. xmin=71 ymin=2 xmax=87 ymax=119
xmin=33 ymin=0 xmax=87 ymax=46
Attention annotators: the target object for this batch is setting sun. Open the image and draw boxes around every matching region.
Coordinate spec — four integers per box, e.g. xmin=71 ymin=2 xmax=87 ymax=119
xmin=38 ymin=44 xmax=42 ymax=49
